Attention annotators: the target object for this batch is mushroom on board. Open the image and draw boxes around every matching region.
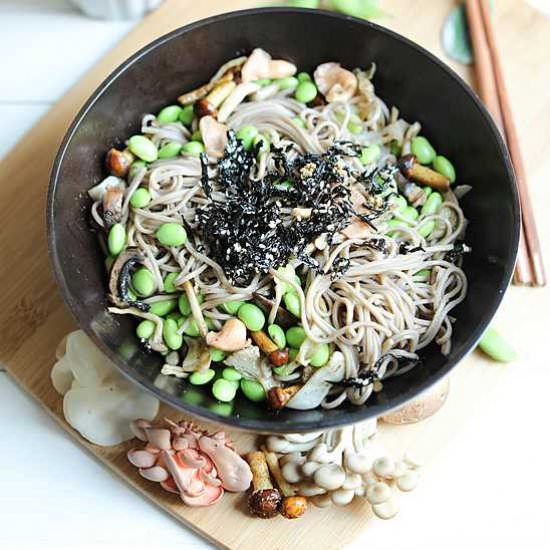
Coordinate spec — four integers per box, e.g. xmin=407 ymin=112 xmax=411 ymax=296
xmin=246 ymin=451 xmax=282 ymax=518
xmin=264 ymin=450 xmax=307 ymax=519
xmin=51 ymin=331 xmax=159 ymax=446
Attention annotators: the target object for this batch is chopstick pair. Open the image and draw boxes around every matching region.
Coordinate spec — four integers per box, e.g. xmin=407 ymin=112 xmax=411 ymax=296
xmin=465 ymin=0 xmax=546 ymax=286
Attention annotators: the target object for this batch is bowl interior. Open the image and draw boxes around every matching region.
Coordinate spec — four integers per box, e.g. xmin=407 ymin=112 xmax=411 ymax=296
xmin=48 ymin=8 xmax=519 ymax=432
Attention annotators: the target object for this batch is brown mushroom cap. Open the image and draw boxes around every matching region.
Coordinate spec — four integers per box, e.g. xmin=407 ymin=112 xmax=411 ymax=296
xmin=280 ymin=496 xmax=307 ymax=519
xmin=248 ymin=488 xmax=282 ymax=518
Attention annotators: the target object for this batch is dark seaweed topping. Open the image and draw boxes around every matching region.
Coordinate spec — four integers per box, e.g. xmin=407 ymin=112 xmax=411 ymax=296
xmin=399 ymin=243 xmax=425 ymax=254
xmin=334 ymin=353 xmax=421 ymax=389
xmin=444 ymin=242 xmax=470 ymax=264
xmin=117 ymin=256 xmax=150 ymax=312
xmin=194 ymin=134 xmax=394 ymax=284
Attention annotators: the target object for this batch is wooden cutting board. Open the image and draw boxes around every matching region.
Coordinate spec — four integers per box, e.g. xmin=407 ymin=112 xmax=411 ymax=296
xmin=1 ymin=1 xmax=549 ymax=548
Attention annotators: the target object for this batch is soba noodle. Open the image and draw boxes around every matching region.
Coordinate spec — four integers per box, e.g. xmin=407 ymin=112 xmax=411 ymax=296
xmin=91 ymin=51 xmax=468 ymax=410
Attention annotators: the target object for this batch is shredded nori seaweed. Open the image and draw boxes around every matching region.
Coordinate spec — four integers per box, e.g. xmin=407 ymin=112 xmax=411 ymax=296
xmin=194 ymin=133 xmax=393 ymax=284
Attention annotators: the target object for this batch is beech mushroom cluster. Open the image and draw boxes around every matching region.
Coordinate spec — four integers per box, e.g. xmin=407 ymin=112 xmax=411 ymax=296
xmin=128 ymin=418 xmax=252 ymax=506
xmin=51 ymin=331 xmax=159 ymax=446
xmin=265 ymin=421 xmax=421 ymax=519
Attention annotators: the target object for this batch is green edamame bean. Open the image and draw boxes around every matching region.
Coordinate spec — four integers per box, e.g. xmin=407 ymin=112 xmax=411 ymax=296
xmin=389 ymin=140 xmax=401 ymax=156
xmin=236 ymin=125 xmax=259 ymax=151
xmin=156 ymin=223 xmax=188 ymax=247
xmin=253 ymin=134 xmax=270 ymax=155
xmin=253 ymin=78 xmax=272 ymax=87
xmin=330 ymin=0 xmax=373 ymax=16
xmin=286 ymin=326 xmax=307 ymax=348
xmin=158 ymin=141 xmax=182 ymax=159
xmin=132 ymin=267 xmax=155 ymax=297
xmin=292 ymin=117 xmax=306 ymax=129
xmin=178 ymin=104 xmax=195 ymax=126
xmin=105 ymin=255 xmax=114 ymax=271
xmin=276 ymin=76 xmax=298 ymax=90
xmin=127 ymin=135 xmax=158 ymax=162
xmin=130 ymin=188 xmax=151 ymax=208
xmin=222 ymin=367 xmax=242 ymax=381
xmin=149 ymin=299 xmax=177 ymax=317
xmin=163 ymin=272 xmax=179 ymax=293
xmin=179 ymin=292 xmax=203 ymax=316
xmin=189 ymin=369 xmax=216 ymax=385
xmin=478 ymin=326 xmax=517 ymax=363
xmin=205 ymin=317 xmax=216 ymax=330
xmin=238 ymin=303 xmax=266 ymax=331
xmin=386 ymin=218 xmax=407 ymax=237
xmin=209 ymin=402 xmax=233 ymax=416
xmin=347 ymin=115 xmax=363 ymax=135
xmin=411 ymin=136 xmax=436 ymax=165
xmin=181 ymin=141 xmax=205 ymax=156
xmin=191 ymin=130 xmax=203 ymax=142
xmin=166 ymin=311 xmax=181 ymax=322
xmin=136 ymin=319 xmax=155 ymax=340
xmin=268 ymin=324 xmax=286 ymax=349
xmin=212 ymin=378 xmax=237 ymax=402
xmin=209 ymin=348 xmax=226 ymax=362
xmin=421 ymin=192 xmax=443 ymax=216
xmin=401 ymin=205 xmax=419 ymax=223
xmin=418 ymin=220 xmax=435 ymax=238
xmin=288 ymin=0 xmax=319 ymax=7
xmin=389 ymin=194 xmax=407 ymax=212
xmin=414 ymin=269 xmax=431 ymax=279
xmin=163 ymin=318 xmax=183 ymax=350
xmin=273 ymin=364 xmax=292 ymax=376
xmin=129 ymin=160 xmax=146 ymax=181
xmin=221 ymin=300 xmax=244 ymax=315
xmin=423 ymin=186 xmax=433 ymax=197
xmin=360 ymin=144 xmax=381 ymax=165
xmin=157 ymin=105 xmax=182 ymax=124
xmin=108 ymin=223 xmax=126 ymax=255
xmin=310 ymin=343 xmax=330 ymax=367
xmin=297 ymin=72 xmax=312 ymax=83
xmin=180 ymin=318 xmax=199 ymax=337
xmin=182 ymin=387 xmax=204 ymax=406
xmin=295 ymin=81 xmax=317 ymax=103
xmin=288 ymin=348 xmax=299 ymax=362
xmin=240 ymin=379 xmax=266 ymax=402
xmin=433 ymin=155 xmax=456 ymax=183
xmin=276 ymin=179 xmax=294 ymax=190
xmin=127 ymin=288 xmax=137 ymax=301
xmin=284 ymin=292 xmax=301 ymax=317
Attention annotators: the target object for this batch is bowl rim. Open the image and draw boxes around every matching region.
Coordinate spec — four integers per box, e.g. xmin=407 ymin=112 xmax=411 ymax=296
xmin=47 ymin=6 xmax=520 ymax=433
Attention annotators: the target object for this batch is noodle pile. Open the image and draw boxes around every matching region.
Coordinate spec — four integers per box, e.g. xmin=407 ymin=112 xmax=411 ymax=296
xmin=90 ymin=53 xmax=468 ymax=410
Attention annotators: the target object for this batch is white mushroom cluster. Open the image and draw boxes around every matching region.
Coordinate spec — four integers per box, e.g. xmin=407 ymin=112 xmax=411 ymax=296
xmin=51 ymin=330 xmax=159 ymax=446
xmin=265 ymin=421 xmax=420 ymax=519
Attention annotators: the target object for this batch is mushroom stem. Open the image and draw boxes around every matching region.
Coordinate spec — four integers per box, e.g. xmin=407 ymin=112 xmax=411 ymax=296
xmin=205 ymin=80 xmax=237 ymax=109
xmin=253 ymin=293 xmax=295 ymax=328
xmin=182 ymin=280 xmax=208 ymax=338
xmin=398 ymin=155 xmax=450 ymax=191
xmin=267 ymin=385 xmax=302 ymax=410
xmin=250 ymin=330 xmax=278 ymax=355
xmin=246 ymin=451 xmax=282 ymax=518
xmin=264 ymin=450 xmax=308 ymax=519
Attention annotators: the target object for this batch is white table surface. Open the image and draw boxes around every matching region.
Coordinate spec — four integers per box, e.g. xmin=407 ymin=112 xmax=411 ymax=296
xmin=1 ymin=2 xmax=548 ymax=549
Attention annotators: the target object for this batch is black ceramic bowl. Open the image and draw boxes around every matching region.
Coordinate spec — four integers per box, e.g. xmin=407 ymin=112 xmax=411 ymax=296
xmin=47 ymin=8 xmax=519 ymax=433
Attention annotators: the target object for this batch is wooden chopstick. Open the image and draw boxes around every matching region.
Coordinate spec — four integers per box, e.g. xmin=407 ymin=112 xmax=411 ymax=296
xmin=464 ymin=0 xmax=546 ymax=286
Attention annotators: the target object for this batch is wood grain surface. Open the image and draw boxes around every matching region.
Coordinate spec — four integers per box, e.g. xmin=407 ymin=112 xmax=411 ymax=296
xmin=1 ymin=1 xmax=549 ymax=548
